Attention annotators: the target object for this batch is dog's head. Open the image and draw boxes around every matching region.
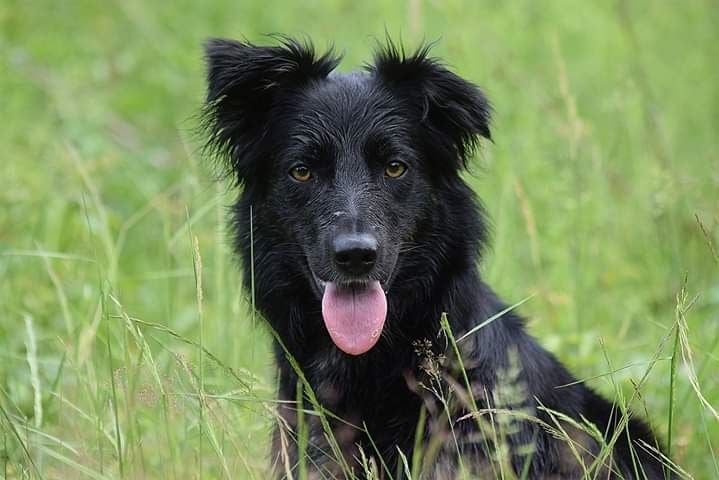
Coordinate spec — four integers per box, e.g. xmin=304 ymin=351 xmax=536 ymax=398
xmin=203 ymin=37 xmax=491 ymax=355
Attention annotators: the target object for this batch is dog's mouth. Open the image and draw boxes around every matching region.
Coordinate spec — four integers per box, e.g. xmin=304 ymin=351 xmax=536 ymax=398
xmin=311 ymin=272 xmax=387 ymax=356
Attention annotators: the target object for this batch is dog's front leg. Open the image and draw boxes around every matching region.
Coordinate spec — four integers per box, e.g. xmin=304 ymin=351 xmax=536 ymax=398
xmin=271 ymin=364 xmax=358 ymax=479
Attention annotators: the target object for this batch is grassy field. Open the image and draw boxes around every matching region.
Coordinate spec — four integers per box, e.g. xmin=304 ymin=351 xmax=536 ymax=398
xmin=1 ymin=0 xmax=717 ymax=478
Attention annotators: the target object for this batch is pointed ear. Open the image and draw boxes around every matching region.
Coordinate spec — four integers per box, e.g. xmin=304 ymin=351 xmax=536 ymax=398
xmin=202 ymin=37 xmax=340 ymax=185
xmin=371 ymin=41 xmax=491 ymax=172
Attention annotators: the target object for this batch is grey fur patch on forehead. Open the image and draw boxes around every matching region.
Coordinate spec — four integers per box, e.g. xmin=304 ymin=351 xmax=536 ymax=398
xmin=327 ymin=70 xmax=370 ymax=82
xmin=296 ymin=71 xmax=397 ymax=129
xmin=323 ymin=71 xmax=375 ymax=96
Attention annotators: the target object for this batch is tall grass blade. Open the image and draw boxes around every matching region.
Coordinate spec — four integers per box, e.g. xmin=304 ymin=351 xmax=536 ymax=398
xmin=0 ymin=396 xmax=45 ymax=479
xmin=457 ymin=295 xmax=535 ymax=343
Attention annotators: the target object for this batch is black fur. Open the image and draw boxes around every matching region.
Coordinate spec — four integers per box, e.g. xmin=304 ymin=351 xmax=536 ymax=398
xmin=202 ymin=37 xmax=673 ymax=479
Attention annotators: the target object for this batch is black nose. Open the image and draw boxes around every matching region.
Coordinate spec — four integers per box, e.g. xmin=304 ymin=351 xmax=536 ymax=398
xmin=332 ymin=233 xmax=378 ymax=276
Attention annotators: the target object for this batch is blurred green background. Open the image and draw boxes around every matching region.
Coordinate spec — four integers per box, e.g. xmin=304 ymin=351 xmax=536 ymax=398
xmin=1 ymin=0 xmax=717 ymax=478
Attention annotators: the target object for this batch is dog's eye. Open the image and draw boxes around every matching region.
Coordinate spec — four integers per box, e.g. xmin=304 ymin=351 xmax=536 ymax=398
xmin=289 ymin=165 xmax=312 ymax=182
xmin=385 ymin=161 xmax=407 ymax=178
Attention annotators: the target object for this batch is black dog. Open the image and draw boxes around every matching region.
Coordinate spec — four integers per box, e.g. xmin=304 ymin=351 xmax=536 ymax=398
xmin=202 ymin=37 xmax=672 ymax=479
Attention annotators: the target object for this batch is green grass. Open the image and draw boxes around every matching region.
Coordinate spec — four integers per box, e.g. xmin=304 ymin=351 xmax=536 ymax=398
xmin=1 ymin=0 xmax=717 ymax=478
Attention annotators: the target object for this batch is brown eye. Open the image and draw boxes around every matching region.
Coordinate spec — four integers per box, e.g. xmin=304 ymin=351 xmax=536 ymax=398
xmin=385 ymin=161 xmax=407 ymax=178
xmin=290 ymin=164 xmax=312 ymax=182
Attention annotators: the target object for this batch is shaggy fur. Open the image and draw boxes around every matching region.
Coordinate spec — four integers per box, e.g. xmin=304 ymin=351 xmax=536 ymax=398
xmin=202 ymin=36 xmax=672 ymax=479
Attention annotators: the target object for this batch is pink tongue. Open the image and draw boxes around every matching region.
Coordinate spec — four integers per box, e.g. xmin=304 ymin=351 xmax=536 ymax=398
xmin=321 ymin=281 xmax=387 ymax=355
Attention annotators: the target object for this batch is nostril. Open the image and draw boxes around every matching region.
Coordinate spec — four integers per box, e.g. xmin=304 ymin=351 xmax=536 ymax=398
xmin=360 ymin=250 xmax=377 ymax=264
xmin=335 ymin=250 xmax=352 ymax=265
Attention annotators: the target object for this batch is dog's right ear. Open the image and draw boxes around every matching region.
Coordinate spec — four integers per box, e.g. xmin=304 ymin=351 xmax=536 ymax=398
xmin=202 ymin=37 xmax=340 ymax=185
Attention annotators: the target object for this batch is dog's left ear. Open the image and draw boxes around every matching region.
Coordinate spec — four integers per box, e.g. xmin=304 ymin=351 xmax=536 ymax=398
xmin=371 ymin=42 xmax=491 ymax=172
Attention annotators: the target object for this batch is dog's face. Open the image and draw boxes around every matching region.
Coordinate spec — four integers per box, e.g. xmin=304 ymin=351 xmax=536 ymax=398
xmin=203 ymin=38 xmax=490 ymax=355
xmin=265 ymin=74 xmax=424 ymax=295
